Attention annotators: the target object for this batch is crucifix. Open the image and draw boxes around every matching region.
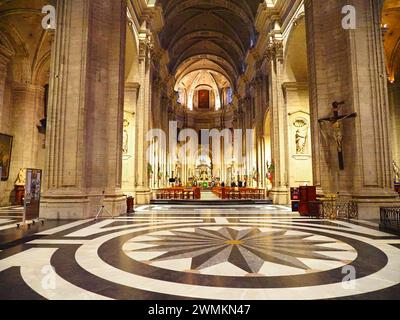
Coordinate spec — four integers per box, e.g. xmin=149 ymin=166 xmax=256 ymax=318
xmin=318 ymin=101 xmax=357 ymax=170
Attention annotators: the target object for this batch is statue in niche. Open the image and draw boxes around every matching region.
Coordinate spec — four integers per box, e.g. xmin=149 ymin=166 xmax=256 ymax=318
xmin=122 ymin=119 xmax=130 ymax=155
xmin=15 ymin=168 xmax=26 ymax=186
xmin=294 ymin=119 xmax=308 ymax=154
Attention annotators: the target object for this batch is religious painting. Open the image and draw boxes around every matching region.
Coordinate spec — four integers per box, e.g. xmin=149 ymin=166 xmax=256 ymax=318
xmin=198 ymin=90 xmax=210 ymax=109
xmin=0 ymin=133 xmax=13 ymax=181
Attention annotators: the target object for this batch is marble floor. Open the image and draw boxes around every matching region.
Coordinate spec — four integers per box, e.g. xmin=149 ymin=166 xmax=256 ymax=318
xmin=0 ymin=204 xmax=400 ymax=300
xmin=200 ymin=191 xmax=221 ymax=200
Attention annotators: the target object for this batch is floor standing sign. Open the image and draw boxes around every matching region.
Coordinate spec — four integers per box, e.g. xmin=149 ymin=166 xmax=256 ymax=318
xmin=23 ymin=168 xmax=42 ymax=225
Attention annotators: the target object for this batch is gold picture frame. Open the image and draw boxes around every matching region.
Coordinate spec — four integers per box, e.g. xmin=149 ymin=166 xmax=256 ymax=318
xmin=0 ymin=133 xmax=13 ymax=181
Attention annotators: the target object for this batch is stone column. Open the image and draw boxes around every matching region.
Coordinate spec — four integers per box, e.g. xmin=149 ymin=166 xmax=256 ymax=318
xmin=259 ymin=137 xmax=266 ymax=189
xmin=122 ymin=82 xmax=139 ymax=196
xmin=0 ymin=54 xmax=10 ymax=206
xmin=10 ymin=84 xmax=44 ymax=171
xmin=305 ymin=0 xmax=399 ymax=218
xmin=0 ymin=54 xmax=10 ymax=132
xmin=0 ymin=83 xmax=44 ymax=207
xmin=134 ymin=32 xmax=153 ymax=204
xmin=254 ymin=77 xmax=263 ymax=188
xmin=388 ymin=83 xmax=400 ymax=166
xmin=267 ymin=41 xmax=290 ymax=204
xmin=41 ymin=0 xmax=127 ymax=219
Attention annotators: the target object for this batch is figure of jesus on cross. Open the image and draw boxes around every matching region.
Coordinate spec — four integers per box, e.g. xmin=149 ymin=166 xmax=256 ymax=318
xmin=318 ymin=101 xmax=357 ymax=170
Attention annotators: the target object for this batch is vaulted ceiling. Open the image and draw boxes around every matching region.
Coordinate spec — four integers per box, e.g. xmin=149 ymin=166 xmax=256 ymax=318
xmin=157 ymin=0 xmax=263 ymax=87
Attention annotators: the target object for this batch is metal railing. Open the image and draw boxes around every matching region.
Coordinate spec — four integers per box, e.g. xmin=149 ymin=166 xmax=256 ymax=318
xmin=380 ymin=207 xmax=400 ymax=235
xmin=320 ymin=199 xmax=358 ymax=220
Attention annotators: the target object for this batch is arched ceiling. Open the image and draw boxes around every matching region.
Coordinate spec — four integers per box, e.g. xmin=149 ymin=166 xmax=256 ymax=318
xmin=175 ymin=57 xmax=234 ymax=87
xmin=0 ymin=0 xmax=55 ymax=85
xmin=284 ymin=17 xmax=308 ymax=83
xmin=175 ymin=69 xmax=230 ymax=92
xmin=157 ymin=0 xmax=263 ymax=86
xmin=382 ymin=0 xmax=400 ymax=81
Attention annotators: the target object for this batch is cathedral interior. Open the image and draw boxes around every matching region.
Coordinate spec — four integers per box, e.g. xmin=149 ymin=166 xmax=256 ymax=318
xmin=0 ymin=0 xmax=400 ymax=301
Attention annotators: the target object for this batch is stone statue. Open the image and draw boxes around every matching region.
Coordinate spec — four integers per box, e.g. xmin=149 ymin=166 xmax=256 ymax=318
xmin=122 ymin=119 xmax=129 ymax=154
xmin=15 ymin=168 xmax=26 ymax=186
xmin=295 ymin=128 xmax=308 ymax=154
xmin=294 ymin=119 xmax=308 ymax=154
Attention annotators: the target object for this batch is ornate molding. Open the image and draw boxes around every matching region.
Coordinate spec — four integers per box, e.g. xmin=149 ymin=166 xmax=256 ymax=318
xmin=264 ymin=39 xmax=283 ymax=62
xmin=138 ymin=33 xmax=153 ymax=62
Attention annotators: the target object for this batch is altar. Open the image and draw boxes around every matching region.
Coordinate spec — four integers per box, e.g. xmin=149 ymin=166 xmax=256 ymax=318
xmin=192 ymin=155 xmax=217 ymax=189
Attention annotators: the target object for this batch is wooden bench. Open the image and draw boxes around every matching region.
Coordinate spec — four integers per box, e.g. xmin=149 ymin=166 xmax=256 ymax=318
xmin=212 ymin=187 xmax=266 ymax=200
xmin=156 ymin=187 xmax=199 ymax=200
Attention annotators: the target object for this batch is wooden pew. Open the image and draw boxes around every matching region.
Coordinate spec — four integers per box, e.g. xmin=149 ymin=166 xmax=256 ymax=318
xmin=156 ymin=187 xmax=198 ymax=200
xmin=212 ymin=187 xmax=266 ymax=200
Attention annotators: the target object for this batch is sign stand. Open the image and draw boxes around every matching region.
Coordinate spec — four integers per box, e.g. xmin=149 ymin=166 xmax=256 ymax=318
xmin=94 ymin=191 xmax=114 ymax=221
xmin=17 ymin=168 xmax=44 ymax=229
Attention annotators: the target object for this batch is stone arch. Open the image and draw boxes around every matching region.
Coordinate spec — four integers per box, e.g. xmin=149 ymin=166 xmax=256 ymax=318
xmin=31 ymin=30 xmax=52 ymax=86
xmin=125 ymin=24 xmax=140 ymax=83
xmin=0 ymin=2 xmax=52 ymax=206
xmin=283 ymin=14 xmax=308 ymax=83
xmin=175 ymin=55 xmax=237 ymax=87
xmin=184 ymin=70 xmax=226 ymax=111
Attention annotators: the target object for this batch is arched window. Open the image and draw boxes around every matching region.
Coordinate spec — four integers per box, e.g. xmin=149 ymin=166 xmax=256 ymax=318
xmin=227 ymin=87 xmax=233 ymax=105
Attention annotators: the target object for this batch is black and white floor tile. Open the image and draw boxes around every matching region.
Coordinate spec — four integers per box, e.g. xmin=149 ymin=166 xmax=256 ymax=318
xmin=0 ymin=205 xmax=399 ymax=300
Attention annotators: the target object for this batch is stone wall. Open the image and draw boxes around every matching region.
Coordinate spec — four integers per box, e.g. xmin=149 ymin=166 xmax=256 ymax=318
xmin=305 ymin=0 xmax=399 ymax=218
xmin=388 ymin=83 xmax=400 ymax=167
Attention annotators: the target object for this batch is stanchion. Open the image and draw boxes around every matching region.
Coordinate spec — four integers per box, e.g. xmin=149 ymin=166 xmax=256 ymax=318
xmin=94 ymin=191 xmax=114 ymax=221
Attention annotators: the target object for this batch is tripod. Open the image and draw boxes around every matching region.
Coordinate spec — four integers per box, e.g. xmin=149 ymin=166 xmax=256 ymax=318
xmin=94 ymin=191 xmax=114 ymax=221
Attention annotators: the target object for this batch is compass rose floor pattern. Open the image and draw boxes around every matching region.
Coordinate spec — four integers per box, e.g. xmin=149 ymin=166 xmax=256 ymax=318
xmin=0 ymin=204 xmax=400 ymax=300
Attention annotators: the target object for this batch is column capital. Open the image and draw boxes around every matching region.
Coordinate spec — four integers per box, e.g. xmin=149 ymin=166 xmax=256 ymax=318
xmin=264 ymin=39 xmax=283 ymax=63
xmin=139 ymin=33 xmax=153 ymax=62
